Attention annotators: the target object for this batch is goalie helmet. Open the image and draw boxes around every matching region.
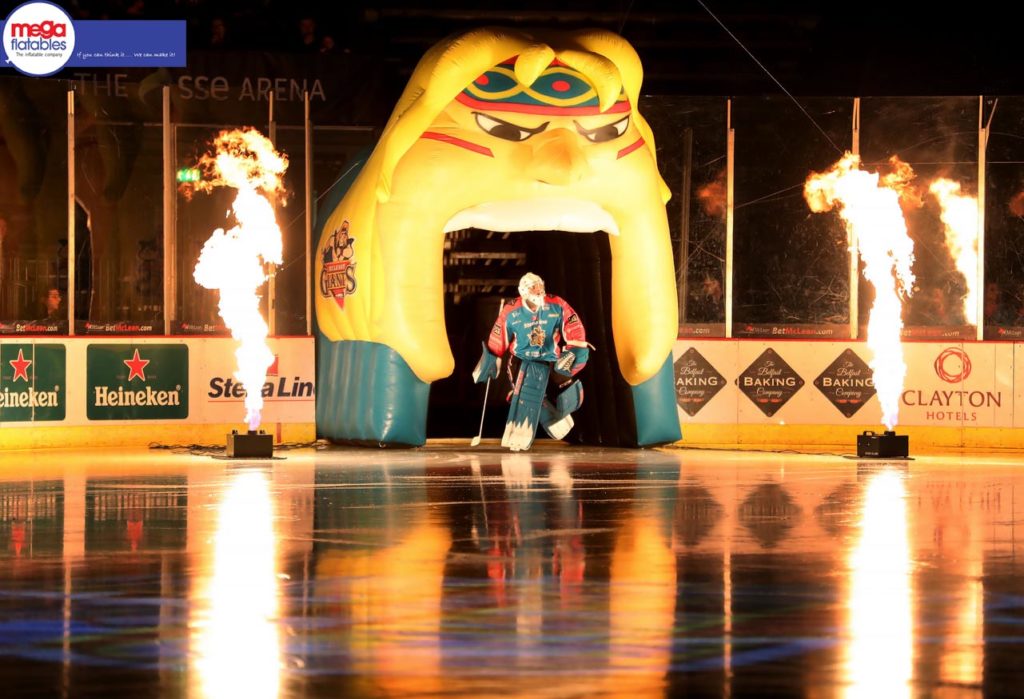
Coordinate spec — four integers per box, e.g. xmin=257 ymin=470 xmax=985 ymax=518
xmin=518 ymin=272 xmax=545 ymax=309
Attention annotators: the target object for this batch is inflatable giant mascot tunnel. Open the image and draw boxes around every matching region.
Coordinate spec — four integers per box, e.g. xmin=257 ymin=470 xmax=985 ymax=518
xmin=314 ymin=27 xmax=681 ymax=447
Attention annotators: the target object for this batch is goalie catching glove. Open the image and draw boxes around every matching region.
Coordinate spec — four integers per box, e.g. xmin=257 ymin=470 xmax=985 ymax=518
xmin=554 ymin=349 xmax=577 ymax=376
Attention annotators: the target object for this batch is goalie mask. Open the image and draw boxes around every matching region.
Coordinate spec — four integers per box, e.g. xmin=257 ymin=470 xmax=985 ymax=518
xmin=518 ymin=272 xmax=545 ymax=309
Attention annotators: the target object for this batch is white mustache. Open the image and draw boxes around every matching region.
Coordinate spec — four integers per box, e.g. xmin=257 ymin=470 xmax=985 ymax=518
xmin=443 ymin=199 xmax=620 ymax=236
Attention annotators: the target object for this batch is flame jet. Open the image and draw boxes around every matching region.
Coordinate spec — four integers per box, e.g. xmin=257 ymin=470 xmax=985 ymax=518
xmin=192 ymin=128 xmax=287 ymax=431
xmin=805 ymin=153 xmax=916 ymax=430
xmin=929 ymin=179 xmax=979 ymax=326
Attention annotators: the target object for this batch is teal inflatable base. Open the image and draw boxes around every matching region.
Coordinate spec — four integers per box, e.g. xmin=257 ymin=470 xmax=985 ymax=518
xmin=631 ymin=355 xmax=682 ymax=446
xmin=314 ymin=342 xmax=678 ymax=448
xmin=316 ymin=337 xmax=430 ymax=446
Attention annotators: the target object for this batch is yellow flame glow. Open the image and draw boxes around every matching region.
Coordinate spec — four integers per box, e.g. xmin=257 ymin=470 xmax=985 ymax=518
xmin=805 ymin=153 xmax=915 ymax=429
xmin=941 ymin=564 xmax=983 ymax=686
xmin=314 ymin=519 xmax=450 ymax=696
xmin=192 ymin=129 xmax=288 ymax=430
xmin=929 ymin=179 xmax=979 ymax=326
xmin=606 ymin=513 xmax=675 ymax=696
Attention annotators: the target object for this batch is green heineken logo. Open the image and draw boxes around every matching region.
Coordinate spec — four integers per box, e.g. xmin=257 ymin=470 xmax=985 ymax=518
xmin=0 ymin=344 xmax=66 ymax=422
xmin=87 ymin=345 xmax=189 ymax=420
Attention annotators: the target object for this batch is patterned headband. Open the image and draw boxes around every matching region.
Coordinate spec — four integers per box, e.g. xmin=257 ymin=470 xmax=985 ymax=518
xmin=457 ymin=58 xmax=630 ymax=116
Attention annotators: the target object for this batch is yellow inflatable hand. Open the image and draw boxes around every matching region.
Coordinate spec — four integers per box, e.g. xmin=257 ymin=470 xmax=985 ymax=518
xmin=314 ymin=27 xmax=677 ymax=386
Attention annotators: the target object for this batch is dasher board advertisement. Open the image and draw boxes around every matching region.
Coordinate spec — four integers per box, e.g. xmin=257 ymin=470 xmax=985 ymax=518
xmin=673 ymin=340 xmax=1015 ymax=429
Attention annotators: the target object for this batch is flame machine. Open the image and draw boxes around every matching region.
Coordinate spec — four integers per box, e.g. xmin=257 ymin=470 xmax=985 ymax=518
xmin=857 ymin=430 xmax=910 ymax=459
xmin=226 ymin=430 xmax=274 ymax=458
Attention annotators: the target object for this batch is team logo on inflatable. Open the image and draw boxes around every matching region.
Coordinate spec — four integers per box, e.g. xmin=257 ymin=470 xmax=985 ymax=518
xmin=319 ymin=220 xmax=357 ymax=309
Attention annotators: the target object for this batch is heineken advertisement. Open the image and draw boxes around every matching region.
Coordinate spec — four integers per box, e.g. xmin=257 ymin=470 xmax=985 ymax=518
xmin=0 ymin=344 xmax=66 ymax=422
xmin=87 ymin=345 xmax=189 ymax=420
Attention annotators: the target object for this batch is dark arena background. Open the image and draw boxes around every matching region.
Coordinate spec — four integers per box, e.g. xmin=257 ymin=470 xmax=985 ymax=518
xmin=1 ymin=1 xmax=1024 ymax=697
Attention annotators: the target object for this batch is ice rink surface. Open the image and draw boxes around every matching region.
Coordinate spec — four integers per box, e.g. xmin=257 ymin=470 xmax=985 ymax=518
xmin=0 ymin=440 xmax=1020 ymax=697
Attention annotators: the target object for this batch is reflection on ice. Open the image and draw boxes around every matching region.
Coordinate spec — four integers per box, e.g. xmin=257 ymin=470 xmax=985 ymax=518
xmin=193 ymin=470 xmax=281 ymax=699
xmin=844 ymin=471 xmax=912 ymax=699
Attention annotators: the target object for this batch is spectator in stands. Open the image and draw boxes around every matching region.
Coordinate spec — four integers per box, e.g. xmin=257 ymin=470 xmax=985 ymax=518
xmin=208 ymin=17 xmax=230 ymax=49
xmin=38 ymin=287 xmax=63 ymax=323
xmin=688 ymin=273 xmax=725 ymax=323
xmin=125 ymin=0 xmax=145 ymax=18
xmin=912 ymin=285 xmax=952 ymax=326
xmin=984 ymin=281 xmax=1015 ymax=326
xmin=1006 ymin=283 xmax=1024 ymax=327
xmin=297 ymin=16 xmax=318 ymax=52
xmin=0 ymin=216 xmax=6 ymax=270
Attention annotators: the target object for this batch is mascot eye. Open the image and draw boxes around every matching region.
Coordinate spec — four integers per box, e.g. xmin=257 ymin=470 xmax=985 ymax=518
xmin=575 ymin=115 xmax=630 ymax=143
xmin=474 ymin=112 xmax=548 ymax=141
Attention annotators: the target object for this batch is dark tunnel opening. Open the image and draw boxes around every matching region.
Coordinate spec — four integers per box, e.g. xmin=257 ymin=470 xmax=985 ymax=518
xmin=427 ymin=229 xmax=640 ymax=446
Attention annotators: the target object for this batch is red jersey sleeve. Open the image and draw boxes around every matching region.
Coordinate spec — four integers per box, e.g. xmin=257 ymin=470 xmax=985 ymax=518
xmin=486 ymin=299 xmax=515 ymax=356
xmin=553 ymin=296 xmax=589 ymax=376
xmin=554 ymin=296 xmax=587 ymax=348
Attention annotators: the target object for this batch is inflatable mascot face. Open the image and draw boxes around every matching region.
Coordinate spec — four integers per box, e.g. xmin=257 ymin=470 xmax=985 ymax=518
xmin=315 ymin=27 xmax=679 ymax=445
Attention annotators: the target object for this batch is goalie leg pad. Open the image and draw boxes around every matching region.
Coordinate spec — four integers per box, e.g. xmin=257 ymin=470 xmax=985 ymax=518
xmin=556 ymin=380 xmax=583 ymax=416
xmin=500 ymin=360 xmax=551 ymax=451
xmin=540 ymin=381 xmax=583 ymax=441
xmin=541 ymin=399 xmax=575 ymax=439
